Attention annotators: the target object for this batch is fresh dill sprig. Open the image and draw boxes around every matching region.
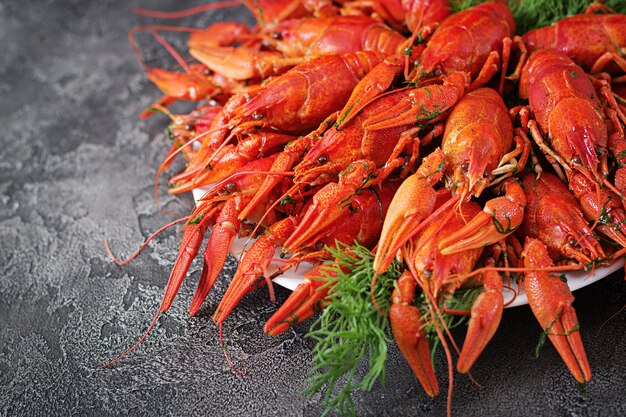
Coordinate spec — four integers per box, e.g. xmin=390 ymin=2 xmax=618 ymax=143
xmin=511 ymin=0 xmax=626 ymax=34
xmin=304 ymin=242 xmax=402 ymax=417
xmin=304 ymin=241 xmax=488 ymax=416
xmin=451 ymin=0 xmax=626 ymax=35
xmin=450 ymin=0 xmax=484 ymax=13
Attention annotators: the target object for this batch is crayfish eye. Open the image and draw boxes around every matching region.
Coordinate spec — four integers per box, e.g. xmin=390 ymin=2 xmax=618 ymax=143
xmin=185 ymin=123 xmax=194 ymax=131
xmin=423 ymin=269 xmax=433 ymax=278
xmin=483 ymin=170 xmax=489 ymax=178
xmin=225 ymin=182 xmax=237 ymax=193
xmin=569 ymin=238 xmax=576 ymax=246
xmin=272 ymin=32 xmax=282 ymax=40
xmin=317 ymin=155 xmax=328 ymax=165
xmin=252 ymin=112 xmax=263 ymax=121
xmin=461 ymin=162 xmax=469 ymax=171
xmin=572 ymin=156 xmax=582 ymax=165
xmin=314 ymin=242 xmax=324 ymax=251
xmin=203 ymin=68 xmax=212 ymax=76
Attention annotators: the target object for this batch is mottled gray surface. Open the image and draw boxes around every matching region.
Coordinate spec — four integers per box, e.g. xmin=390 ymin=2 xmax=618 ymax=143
xmin=0 ymin=1 xmax=625 ymax=416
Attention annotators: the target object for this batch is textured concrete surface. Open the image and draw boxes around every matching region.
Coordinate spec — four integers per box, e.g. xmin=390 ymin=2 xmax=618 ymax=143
xmin=0 ymin=1 xmax=625 ymax=416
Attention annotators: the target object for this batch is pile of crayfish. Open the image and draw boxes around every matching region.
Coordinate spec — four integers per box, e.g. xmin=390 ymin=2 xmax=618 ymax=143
xmin=110 ymin=0 xmax=626 ymax=410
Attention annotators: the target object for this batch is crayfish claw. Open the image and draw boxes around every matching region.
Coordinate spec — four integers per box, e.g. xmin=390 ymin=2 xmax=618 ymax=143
xmin=439 ymin=181 xmax=526 ymax=255
xmin=264 ymin=265 xmax=332 ymax=336
xmin=213 ymin=216 xmax=298 ymax=324
xmin=390 ymin=272 xmax=439 ymax=397
xmin=189 ymin=199 xmax=241 ymax=316
xmin=522 ymin=238 xmax=592 ymax=384
xmin=457 ymin=266 xmax=503 ymax=373
xmin=373 ymin=149 xmax=446 ymax=274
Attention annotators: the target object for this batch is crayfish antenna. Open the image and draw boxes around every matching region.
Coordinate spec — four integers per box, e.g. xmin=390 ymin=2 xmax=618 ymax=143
xmin=218 ymin=323 xmax=248 ymax=377
xmin=101 ymin=308 xmax=161 ymax=369
xmin=132 ymin=1 xmax=240 ymax=19
xmin=154 ymin=129 xmax=213 ymax=207
xmin=104 ymin=216 xmax=189 ymax=265
xmin=101 ymin=215 xmax=208 ymax=367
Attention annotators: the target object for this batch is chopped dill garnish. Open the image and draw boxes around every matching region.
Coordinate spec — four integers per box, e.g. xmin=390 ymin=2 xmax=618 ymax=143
xmin=533 ymin=306 xmax=579 ymax=358
xmin=188 ymin=212 xmax=204 ymax=224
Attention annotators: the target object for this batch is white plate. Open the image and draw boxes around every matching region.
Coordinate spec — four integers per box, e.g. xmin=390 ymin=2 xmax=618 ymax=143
xmin=193 ymin=188 xmax=624 ymax=308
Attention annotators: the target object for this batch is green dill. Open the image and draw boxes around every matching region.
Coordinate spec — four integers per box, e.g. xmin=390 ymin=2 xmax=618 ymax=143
xmin=415 ymin=29 xmax=426 ymax=44
xmin=304 ymin=242 xmax=402 ymax=417
xmin=303 ymin=241 xmax=490 ymax=415
xmin=583 ymin=256 xmax=612 ymax=270
xmin=416 ymin=104 xmax=442 ymax=123
xmin=279 ymin=195 xmax=297 ymax=206
xmin=189 ymin=213 xmax=204 ymax=225
xmin=593 ymin=233 xmax=622 ymax=248
xmin=450 ymin=0 xmax=484 ymax=13
xmin=533 ymin=307 xmax=580 ymax=358
xmin=451 ymin=0 xmax=626 ymax=35
xmin=614 ymin=93 xmax=626 ymax=107
xmin=403 ymin=45 xmax=413 ymax=56
xmin=491 ymin=209 xmax=518 ymax=234
xmin=597 ymin=203 xmax=613 ymax=228
xmin=419 ymin=286 xmax=483 ymax=357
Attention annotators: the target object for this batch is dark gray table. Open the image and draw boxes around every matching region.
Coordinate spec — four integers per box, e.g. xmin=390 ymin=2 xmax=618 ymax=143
xmin=1 ymin=1 xmax=625 ymax=416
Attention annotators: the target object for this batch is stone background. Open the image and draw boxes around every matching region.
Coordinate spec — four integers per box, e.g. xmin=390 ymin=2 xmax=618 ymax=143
xmin=0 ymin=1 xmax=624 ymax=416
